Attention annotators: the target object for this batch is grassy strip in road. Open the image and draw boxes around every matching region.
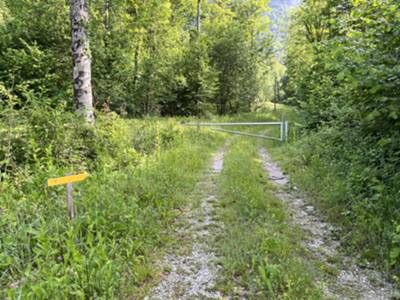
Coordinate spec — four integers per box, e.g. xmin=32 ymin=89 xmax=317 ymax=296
xmin=215 ymin=138 xmax=322 ymax=299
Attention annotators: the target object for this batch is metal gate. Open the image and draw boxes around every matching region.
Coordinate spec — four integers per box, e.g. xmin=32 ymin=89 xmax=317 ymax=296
xmin=185 ymin=121 xmax=289 ymax=142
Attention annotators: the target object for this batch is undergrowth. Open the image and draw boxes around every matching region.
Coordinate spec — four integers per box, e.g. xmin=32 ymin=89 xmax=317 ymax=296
xmin=0 ymin=104 xmax=223 ymax=298
xmin=215 ymin=137 xmax=322 ymax=299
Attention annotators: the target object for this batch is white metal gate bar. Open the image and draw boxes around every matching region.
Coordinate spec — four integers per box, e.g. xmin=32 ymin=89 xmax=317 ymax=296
xmin=185 ymin=122 xmax=282 ymax=126
xmin=185 ymin=121 xmax=289 ymax=142
xmin=211 ymin=128 xmax=282 ymax=141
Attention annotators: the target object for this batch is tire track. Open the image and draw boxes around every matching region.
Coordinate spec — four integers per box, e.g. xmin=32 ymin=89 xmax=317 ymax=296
xmin=145 ymin=149 xmax=225 ymax=300
xmin=259 ymin=147 xmax=394 ymax=300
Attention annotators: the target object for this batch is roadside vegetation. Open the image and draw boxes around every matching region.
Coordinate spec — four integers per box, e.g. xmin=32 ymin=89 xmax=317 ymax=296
xmin=274 ymin=0 xmax=400 ymax=284
xmin=0 ymin=109 xmax=223 ymax=298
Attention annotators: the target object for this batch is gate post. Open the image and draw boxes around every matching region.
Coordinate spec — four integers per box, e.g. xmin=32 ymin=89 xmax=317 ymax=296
xmin=285 ymin=121 xmax=289 ymax=142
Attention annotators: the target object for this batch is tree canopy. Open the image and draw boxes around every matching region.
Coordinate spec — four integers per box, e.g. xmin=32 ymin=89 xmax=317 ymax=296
xmin=0 ymin=0 xmax=274 ymax=117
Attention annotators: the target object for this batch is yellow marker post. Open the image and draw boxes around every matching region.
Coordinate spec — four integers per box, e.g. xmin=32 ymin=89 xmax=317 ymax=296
xmin=47 ymin=173 xmax=88 ymax=187
xmin=47 ymin=173 xmax=88 ymax=219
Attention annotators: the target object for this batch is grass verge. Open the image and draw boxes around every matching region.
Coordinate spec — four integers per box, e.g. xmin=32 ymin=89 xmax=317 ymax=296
xmin=0 ymin=115 xmax=223 ymax=299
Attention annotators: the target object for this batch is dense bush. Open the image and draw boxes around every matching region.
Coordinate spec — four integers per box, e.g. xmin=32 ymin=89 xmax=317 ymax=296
xmin=280 ymin=0 xmax=400 ymax=279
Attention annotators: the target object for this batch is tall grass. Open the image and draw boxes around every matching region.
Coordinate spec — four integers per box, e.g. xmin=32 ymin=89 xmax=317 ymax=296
xmin=0 ymin=108 xmax=223 ymax=298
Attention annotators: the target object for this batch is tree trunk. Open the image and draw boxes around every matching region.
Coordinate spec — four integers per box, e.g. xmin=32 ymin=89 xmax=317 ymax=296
xmin=273 ymin=76 xmax=278 ymax=111
xmin=70 ymin=0 xmax=94 ymax=123
xmin=197 ymin=0 xmax=201 ymax=33
xmin=133 ymin=44 xmax=140 ymax=89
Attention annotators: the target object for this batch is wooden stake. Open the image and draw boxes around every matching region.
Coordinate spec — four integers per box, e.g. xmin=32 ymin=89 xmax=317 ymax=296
xmin=67 ymin=183 xmax=74 ymax=219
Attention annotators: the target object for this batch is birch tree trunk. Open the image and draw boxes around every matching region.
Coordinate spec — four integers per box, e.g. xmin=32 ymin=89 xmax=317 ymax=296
xmin=70 ymin=0 xmax=94 ymax=123
xmin=197 ymin=0 xmax=201 ymax=32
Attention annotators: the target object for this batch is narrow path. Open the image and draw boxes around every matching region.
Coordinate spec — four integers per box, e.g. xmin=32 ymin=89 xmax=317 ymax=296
xmin=259 ymin=147 xmax=394 ymax=300
xmin=145 ymin=149 xmax=225 ymax=300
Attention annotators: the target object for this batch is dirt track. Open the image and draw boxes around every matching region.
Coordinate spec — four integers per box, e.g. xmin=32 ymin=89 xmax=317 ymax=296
xmin=259 ymin=147 xmax=393 ymax=300
xmin=146 ymin=149 xmax=225 ymax=300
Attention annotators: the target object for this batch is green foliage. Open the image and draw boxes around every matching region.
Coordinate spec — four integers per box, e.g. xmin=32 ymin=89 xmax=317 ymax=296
xmin=207 ymin=0 xmax=273 ymax=114
xmin=285 ymin=0 xmax=400 ymax=129
xmin=0 ymin=0 xmax=71 ymax=105
xmin=280 ymin=0 xmax=400 ymax=278
xmin=0 ymin=0 xmax=8 ymax=28
xmin=0 ymin=104 xmax=223 ymax=298
xmin=216 ymin=138 xmax=322 ymax=299
xmin=160 ymin=36 xmax=219 ymax=116
xmin=0 ymin=0 xmax=273 ymax=116
xmin=210 ymin=26 xmax=256 ymax=113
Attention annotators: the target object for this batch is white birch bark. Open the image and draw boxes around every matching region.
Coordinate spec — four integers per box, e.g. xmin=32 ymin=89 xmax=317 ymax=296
xmin=197 ymin=0 xmax=201 ymax=32
xmin=70 ymin=0 xmax=94 ymax=123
